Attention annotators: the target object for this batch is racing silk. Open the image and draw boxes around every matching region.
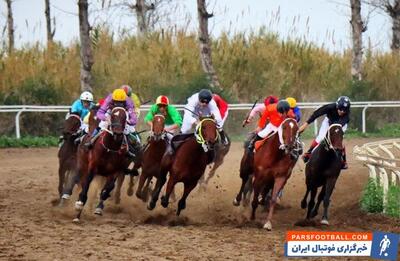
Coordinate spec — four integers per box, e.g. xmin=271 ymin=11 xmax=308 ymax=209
xmin=70 ymin=99 xmax=94 ymax=120
xmin=144 ymin=104 xmax=183 ymax=126
xmin=249 ymin=104 xmax=265 ymax=119
xmin=258 ymin=103 xmax=296 ymax=128
xmin=96 ymin=93 xmax=137 ymax=125
xmin=213 ymin=94 xmax=228 ymax=119
xmin=292 ymin=106 xmax=301 ymax=122
xmin=186 ymin=93 xmax=222 ymax=125
xmin=306 ymin=103 xmax=350 ymax=126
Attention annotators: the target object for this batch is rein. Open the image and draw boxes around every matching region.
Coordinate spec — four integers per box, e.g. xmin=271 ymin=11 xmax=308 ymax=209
xmin=324 ymin=124 xmax=342 ymax=151
xmin=194 ymin=118 xmax=219 ymax=152
xmin=99 ymin=132 xmax=127 ymax=154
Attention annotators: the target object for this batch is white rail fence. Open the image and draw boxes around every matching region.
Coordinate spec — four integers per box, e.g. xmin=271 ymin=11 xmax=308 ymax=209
xmin=1 ymin=101 xmax=400 ymax=138
xmin=353 ymin=139 xmax=400 ymax=212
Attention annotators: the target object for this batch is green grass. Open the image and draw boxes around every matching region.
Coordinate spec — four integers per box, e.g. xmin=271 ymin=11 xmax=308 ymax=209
xmin=0 ymin=135 xmax=59 ymax=148
xmin=360 ymin=178 xmax=384 ymax=214
xmin=386 ymin=185 xmax=400 ymax=218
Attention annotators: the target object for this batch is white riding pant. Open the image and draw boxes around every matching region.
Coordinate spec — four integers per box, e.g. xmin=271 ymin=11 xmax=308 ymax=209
xmin=219 ymin=111 xmax=228 ymax=128
xmin=258 ymin=123 xmax=278 ymax=138
xmin=315 ymin=117 xmax=347 ymax=143
xmin=181 ymin=111 xmax=197 ymax=134
xmin=99 ymin=120 xmax=135 ymax=135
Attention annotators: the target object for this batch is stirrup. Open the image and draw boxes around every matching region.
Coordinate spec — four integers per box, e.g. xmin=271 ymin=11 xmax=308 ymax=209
xmin=302 ymin=153 xmax=311 ymax=163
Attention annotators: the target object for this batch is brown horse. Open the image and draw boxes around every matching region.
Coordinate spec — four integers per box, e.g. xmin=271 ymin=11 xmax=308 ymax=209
xmin=57 ymin=114 xmax=81 ymax=199
xmin=156 ymin=117 xmax=219 ymax=215
xmin=136 ymin=114 xmax=167 ymax=201
xmin=300 ymin=124 xmax=344 ymax=226
xmin=74 ymin=107 xmax=130 ymax=221
xmin=250 ymin=118 xmax=300 ymax=230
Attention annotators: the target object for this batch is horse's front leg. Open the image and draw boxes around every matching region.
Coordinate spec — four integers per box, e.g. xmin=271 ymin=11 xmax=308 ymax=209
xmin=264 ymin=177 xmax=286 ymax=231
xmin=176 ymin=181 xmax=197 ymax=216
xmin=321 ymin=177 xmax=338 ymax=225
xmin=147 ymin=174 xmax=167 ymax=210
xmin=95 ymin=175 xmax=117 ymax=216
xmin=74 ymin=168 xmax=95 ymax=222
xmin=136 ymin=171 xmax=148 ymax=201
xmin=114 ymin=173 xmax=124 ymax=205
xmin=233 ymin=171 xmax=249 ymax=207
xmin=311 ymin=185 xmax=325 ymax=218
xmin=58 ymin=161 xmax=66 ymax=198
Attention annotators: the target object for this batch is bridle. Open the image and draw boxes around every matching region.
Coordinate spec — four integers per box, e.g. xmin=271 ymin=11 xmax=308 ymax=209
xmin=324 ymin=124 xmax=343 ymax=152
xmin=195 ymin=118 xmax=219 ymax=152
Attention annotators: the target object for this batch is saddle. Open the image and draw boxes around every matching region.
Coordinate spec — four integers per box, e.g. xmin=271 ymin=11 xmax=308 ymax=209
xmin=171 ymin=133 xmax=194 ymax=151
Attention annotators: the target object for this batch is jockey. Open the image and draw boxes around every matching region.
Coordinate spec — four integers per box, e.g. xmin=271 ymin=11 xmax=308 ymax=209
xmin=181 ymin=89 xmax=225 ymax=140
xmin=213 ymin=93 xmax=229 ymax=145
xmin=243 ymin=95 xmax=279 ymax=126
xmin=286 ymin=97 xmax=301 ymax=122
xmin=299 ymin=96 xmax=351 ymax=169
xmin=144 ymin=95 xmax=182 ymax=142
xmin=86 ymin=89 xmax=138 ymax=154
xmin=248 ymin=100 xmax=295 ymax=152
xmin=121 ymin=85 xmax=141 ymax=118
xmin=69 ymin=91 xmax=94 ymax=136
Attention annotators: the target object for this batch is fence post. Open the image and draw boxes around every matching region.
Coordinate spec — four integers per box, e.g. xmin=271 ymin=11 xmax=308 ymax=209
xmin=15 ymin=108 xmax=24 ymax=139
xmin=362 ymin=105 xmax=369 ymax=133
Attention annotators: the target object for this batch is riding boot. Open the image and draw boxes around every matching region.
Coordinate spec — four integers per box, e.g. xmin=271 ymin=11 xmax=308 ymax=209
xmin=302 ymin=139 xmax=318 ymax=163
xmin=247 ymin=134 xmax=263 ymax=153
xmin=341 ymin=147 xmax=348 ymax=170
xmin=219 ymin=129 xmax=229 ymax=146
xmin=84 ymin=127 xmax=101 ymax=149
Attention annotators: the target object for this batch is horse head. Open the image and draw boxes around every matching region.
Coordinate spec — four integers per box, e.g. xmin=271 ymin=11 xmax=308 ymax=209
xmin=325 ymin=124 xmax=344 ymax=155
xmin=110 ymin=107 xmax=127 ymax=136
xmin=150 ymin=114 xmax=166 ymax=141
xmin=280 ymin=118 xmax=299 ymax=154
xmin=195 ymin=116 xmax=218 ymax=151
xmin=62 ymin=113 xmax=81 ymax=139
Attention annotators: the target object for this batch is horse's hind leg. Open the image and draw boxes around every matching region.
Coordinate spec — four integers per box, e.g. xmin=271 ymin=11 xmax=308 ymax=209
xmin=321 ymin=178 xmax=337 ymax=225
xmin=127 ymin=174 xmax=135 ymax=196
xmin=177 ymin=181 xmax=197 ymax=216
xmin=160 ymin=176 xmax=177 ymax=209
xmin=74 ymin=169 xmax=95 ymax=221
xmin=311 ymin=185 xmax=325 ymax=218
xmin=142 ymin=177 xmax=153 ymax=202
xmin=264 ymin=177 xmax=286 ymax=231
xmin=251 ymin=177 xmax=262 ymax=221
xmin=95 ymin=175 xmax=117 ymax=216
xmin=58 ymin=162 xmax=66 ymax=197
xmin=135 ymin=171 xmax=148 ymax=201
xmin=114 ymin=173 xmax=124 ymax=205
xmin=147 ymin=174 xmax=167 ymax=210
xmin=243 ymin=175 xmax=253 ymax=206
xmin=233 ymin=172 xmax=249 ymax=206
xmin=301 ymin=187 xmax=310 ymax=209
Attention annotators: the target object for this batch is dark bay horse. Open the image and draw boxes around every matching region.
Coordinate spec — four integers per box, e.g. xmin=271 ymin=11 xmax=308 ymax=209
xmin=136 ymin=114 xmax=167 ymax=201
xmin=300 ymin=124 xmax=344 ymax=226
xmin=250 ymin=118 xmax=300 ymax=230
xmin=148 ymin=117 xmax=218 ymax=215
xmin=57 ymin=114 xmax=81 ymax=199
xmin=74 ymin=107 xmax=130 ymax=222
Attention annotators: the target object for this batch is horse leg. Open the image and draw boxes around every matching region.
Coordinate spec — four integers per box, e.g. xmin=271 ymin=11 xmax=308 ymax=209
xmin=160 ymin=176 xmax=177 ymax=209
xmin=311 ymin=185 xmax=325 ymax=218
xmin=251 ymin=177 xmax=262 ymax=221
xmin=243 ymin=175 xmax=253 ymax=207
xmin=74 ymin=169 xmax=95 ymax=222
xmin=114 ymin=173 xmax=124 ymax=205
xmin=321 ymin=178 xmax=337 ymax=225
xmin=306 ymin=187 xmax=318 ymax=220
xmin=59 ymin=169 xmax=79 ymax=206
xmin=95 ymin=175 xmax=117 ymax=216
xmin=127 ymin=174 xmax=135 ymax=196
xmin=264 ymin=177 xmax=286 ymax=231
xmin=135 ymin=171 xmax=147 ymax=201
xmin=233 ymin=173 xmax=249 ymax=207
xmin=142 ymin=177 xmax=153 ymax=202
xmin=58 ymin=162 xmax=66 ymax=198
xmin=301 ymin=187 xmax=310 ymax=209
xmin=177 ymin=181 xmax=197 ymax=216
xmin=147 ymin=174 xmax=167 ymax=210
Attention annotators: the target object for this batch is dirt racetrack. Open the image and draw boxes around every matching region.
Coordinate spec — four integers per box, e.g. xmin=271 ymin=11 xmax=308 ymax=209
xmin=0 ymin=138 xmax=399 ymax=260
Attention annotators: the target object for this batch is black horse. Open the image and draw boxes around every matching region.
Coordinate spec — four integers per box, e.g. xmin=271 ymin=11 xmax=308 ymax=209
xmin=300 ymin=124 xmax=344 ymax=225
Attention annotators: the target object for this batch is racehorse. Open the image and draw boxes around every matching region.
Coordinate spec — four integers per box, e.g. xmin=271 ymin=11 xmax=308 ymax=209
xmin=74 ymin=107 xmax=130 ymax=221
xmin=199 ymin=133 xmax=231 ymax=189
xmin=300 ymin=124 xmax=344 ymax=226
xmin=148 ymin=117 xmax=218 ymax=215
xmin=57 ymin=113 xmax=81 ymax=199
xmin=136 ymin=114 xmax=167 ymax=201
xmin=250 ymin=118 xmax=300 ymax=230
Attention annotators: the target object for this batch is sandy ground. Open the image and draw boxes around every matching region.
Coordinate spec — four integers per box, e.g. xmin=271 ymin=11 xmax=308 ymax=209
xmin=0 ymin=138 xmax=399 ymax=260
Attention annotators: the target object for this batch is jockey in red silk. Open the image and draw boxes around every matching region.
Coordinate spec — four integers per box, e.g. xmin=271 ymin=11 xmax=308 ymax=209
xmin=299 ymin=96 xmax=351 ymax=169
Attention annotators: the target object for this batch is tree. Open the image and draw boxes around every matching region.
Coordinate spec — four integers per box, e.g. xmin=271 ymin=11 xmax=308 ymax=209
xmin=350 ymin=0 xmax=366 ymax=80
xmin=366 ymin=0 xmax=400 ymax=52
xmin=44 ymin=0 xmax=56 ymax=46
xmin=78 ymin=0 xmax=94 ymax=92
xmin=197 ymin=0 xmax=222 ymax=91
xmin=5 ymin=0 xmax=14 ymax=54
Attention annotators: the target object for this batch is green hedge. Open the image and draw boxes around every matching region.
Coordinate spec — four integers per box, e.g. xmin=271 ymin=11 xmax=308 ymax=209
xmin=0 ymin=136 xmax=59 ymax=148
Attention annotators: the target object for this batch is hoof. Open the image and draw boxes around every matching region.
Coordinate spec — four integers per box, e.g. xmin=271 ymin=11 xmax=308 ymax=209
xmin=320 ymin=219 xmax=329 ymax=226
xmin=311 ymin=211 xmax=318 ymax=218
xmin=127 ymin=188 xmax=134 ymax=196
xmin=61 ymin=194 xmax=71 ymax=200
xmin=300 ymin=200 xmax=307 ymax=209
xmin=147 ymin=201 xmax=156 ymax=211
xmin=263 ymin=221 xmax=272 ymax=231
xmin=74 ymin=201 xmax=84 ymax=211
xmin=72 ymin=218 xmax=80 ymax=223
xmin=94 ymin=208 xmax=103 ymax=216
xmin=232 ymin=198 xmax=240 ymax=207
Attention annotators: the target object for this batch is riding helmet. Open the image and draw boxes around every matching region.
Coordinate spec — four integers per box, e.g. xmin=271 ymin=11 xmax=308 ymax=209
xmin=80 ymin=91 xmax=94 ymax=102
xmin=286 ymin=97 xmax=297 ymax=108
xmin=156 ymin=95 xmax=169 ymax=105
xmin=112 ymin=89 xmax=127 ymax=102
xmin=198 ymin=89 xmax=213 ymax=103
xmin=277 ymin=100 xmax=291 ymax=114
xmin=336 ymin=96 xmax=351 ymax=112
xmin=264 ymin=95 xmax=279 ymax=106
